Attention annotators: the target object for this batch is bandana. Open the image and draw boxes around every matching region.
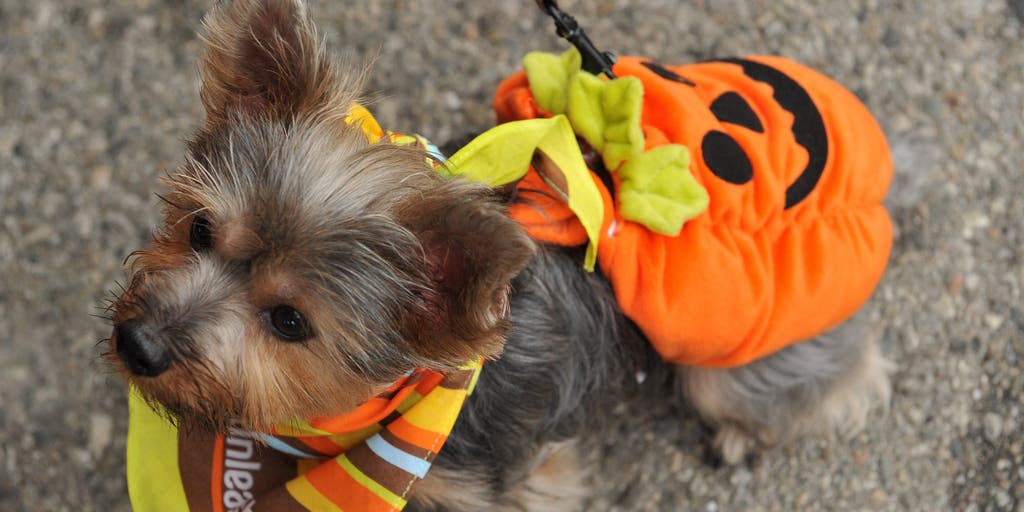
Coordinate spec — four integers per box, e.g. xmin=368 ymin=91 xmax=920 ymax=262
xmin=127 ymin=360 xmax=483 ymax=512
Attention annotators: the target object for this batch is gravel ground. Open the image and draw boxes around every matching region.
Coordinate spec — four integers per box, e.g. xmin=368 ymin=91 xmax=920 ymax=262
xmin=1 ymin=0 xmax=1022 ymax=510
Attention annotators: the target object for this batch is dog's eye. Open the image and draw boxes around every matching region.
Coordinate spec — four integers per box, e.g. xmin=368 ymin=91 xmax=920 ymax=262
xmin=267 ymin=306 xmax=313 ymax=342
xmin=189 ymin=215 xmax=212 ymax=251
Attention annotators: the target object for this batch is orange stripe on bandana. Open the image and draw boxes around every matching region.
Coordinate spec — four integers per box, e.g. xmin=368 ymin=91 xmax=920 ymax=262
xmin=303 ymin=456 xmax=400 ymax=510
xmin=386 ymin=416 xmax=449 ymax=453
xmin=210 ymin=435 xmax=224 ymax=512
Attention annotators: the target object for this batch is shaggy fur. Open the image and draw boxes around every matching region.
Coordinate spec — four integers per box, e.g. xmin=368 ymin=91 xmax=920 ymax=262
xmin=106 ymin=1 xmax=891 ymax=509
xmin=109 ymin=0 xmax=534 ymax=434
xmin=679 ymin=315 xmax=891 ymax=465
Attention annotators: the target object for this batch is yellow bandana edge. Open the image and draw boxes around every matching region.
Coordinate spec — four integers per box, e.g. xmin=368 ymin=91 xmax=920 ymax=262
xmin=126 ymin=387 xmax=189 ymax=512
xmin=446 ymin=115 xmax=603 ymax=270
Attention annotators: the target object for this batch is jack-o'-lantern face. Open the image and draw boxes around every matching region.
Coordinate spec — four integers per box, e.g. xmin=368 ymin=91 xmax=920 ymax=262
xmin=632 ymin=58 xmax=831 ymax=216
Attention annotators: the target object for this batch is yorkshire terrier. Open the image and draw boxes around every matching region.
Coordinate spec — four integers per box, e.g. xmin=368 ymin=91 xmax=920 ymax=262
xmin=105 ymin=1 xmax=892 ymax=510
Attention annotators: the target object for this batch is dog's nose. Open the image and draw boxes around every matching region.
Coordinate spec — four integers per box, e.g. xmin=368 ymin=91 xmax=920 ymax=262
xmin=115 ymin=318 xmax=171 ymax=377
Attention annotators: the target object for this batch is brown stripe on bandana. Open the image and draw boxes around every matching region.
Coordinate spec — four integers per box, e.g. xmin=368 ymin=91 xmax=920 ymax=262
xmin=343 ymin=441 xmax=421 ymax=497
xmin=178 ymin=427 xmax=216 ymax=511
xmin=378 ymin=429 xmax=435 ymax=461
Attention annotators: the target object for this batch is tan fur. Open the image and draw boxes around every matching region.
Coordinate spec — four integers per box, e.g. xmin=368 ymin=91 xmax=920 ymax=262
xmin=413 ymin=442 xmax=587 ymax=512
xmin=217 ymin=216 xmax=264 ymax=261
xmin=233 ymin=325 xmax=381 ymax=432
xmin=412 ymin=466 xmax=498 ymax=512
xmin=796 ymin=338 xmax=893 ymax=440
xmin=687 ymin=337 xmax=892 ymax=465
xmin=508 ymin=441 xmax=588 ymax=512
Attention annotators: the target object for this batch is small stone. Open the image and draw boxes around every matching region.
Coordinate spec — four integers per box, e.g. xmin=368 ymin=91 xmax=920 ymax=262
xmin=21 ymin=224 xmax=56 ymax=246
xmin=89 ymin=165 xmax=113 ymax=190
xmin=0 ymin=128 xmax=18 ymax=159
xmin=947 ymin=274 xmax=963 ymax=295
xmin=4 ymin=445 xmax=16 ymax=478
xmin=962 ymin=210 xmax=991 ymax=239
xmin=670 ymin=451 xmax=683 ymax=472
xmin=984 ymin=313 xmax=1005 ymax=331
xmin=964 ymin=273 xmax=981 ymax=291
xmin=871 ymin=489 xmax=890 ymax=507
xmin=729 ymin=467 xmax=752 ymax=486
xmin=882 ymin=28 xmax=900 ymax=47
xmin=984 ymin=412 xmax=1003 ymax=442
xmin=979 ymin=139 xmax=1001 ymax=158
xmin=796 ymin=491 xmax=810 ymax=506
xmin=71 ymin=448 xmax=91 ymax=466
xmin=87 ymin=9 xmax=107 ymax=37
xmin=853 ymin=447 xmax=870 ymax=467
xmin=442 ymin=91 xmax=461 ymax=110
xmin=7 ymin=366 xmax=29 ymax=384
xmin=88 ymin=413 xmax=114 ymax=457
xmin=35 ymin=1 xmax=57 ymax=27
xmin=906 ymin=407 xmax=925 ymax=425
xmin=993 ymin=489 xmax=1011 ymax=508
xmin=939 ymin=295 xmax=957 ymax=319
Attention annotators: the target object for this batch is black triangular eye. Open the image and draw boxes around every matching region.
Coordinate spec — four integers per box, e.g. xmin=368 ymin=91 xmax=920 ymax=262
xmin=189 ymin=215 xmax=213 ymax=251
xmin=641 ymin=61 xmax=695 ymax=86
xmin=710 ymin=92 xmax=764 ymax=133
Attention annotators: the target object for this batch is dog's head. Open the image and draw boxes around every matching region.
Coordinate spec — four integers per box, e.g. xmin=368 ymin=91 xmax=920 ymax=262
xmin=105 ymin=0 xmax=534 ymax=432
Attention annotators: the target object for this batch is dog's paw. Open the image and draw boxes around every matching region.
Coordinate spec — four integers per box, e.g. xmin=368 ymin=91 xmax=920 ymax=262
xmin=713 ymin=423 xmax=757 ymax=465
xmin=810 ymin=339 xmax=893 ymax=439
xmin=709 ymin=422 xmax=777 ymax=466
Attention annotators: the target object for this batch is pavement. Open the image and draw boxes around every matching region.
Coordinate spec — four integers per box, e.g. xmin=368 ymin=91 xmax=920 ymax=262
xmin=1 ymin=0 xmax=1022 ymax=510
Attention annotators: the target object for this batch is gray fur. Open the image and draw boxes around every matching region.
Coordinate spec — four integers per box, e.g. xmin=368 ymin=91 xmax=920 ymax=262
xmin=410 ymin=246 xmax=668 ymax=511
xmin=412 ymin=246 xmax=887 ymax=508
xmin=681 ymin=315 xmax=867 ymax=434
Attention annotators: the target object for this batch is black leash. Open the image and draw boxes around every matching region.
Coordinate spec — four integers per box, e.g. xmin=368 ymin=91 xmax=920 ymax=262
xmin=532 ymin=0 xmax=619 ymax=198
xmin=535 ymin=0 xmax=617 ymax=79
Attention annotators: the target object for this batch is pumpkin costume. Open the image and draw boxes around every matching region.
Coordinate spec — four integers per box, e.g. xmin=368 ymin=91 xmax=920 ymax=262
xmin=462 ymin=50 xmax=893 ymax=368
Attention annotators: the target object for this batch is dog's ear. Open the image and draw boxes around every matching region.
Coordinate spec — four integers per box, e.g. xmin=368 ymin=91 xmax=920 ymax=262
xmin=397 ymin=178 xmax=536 ymax=366
xmin=197 ymin=0 xmax=351 ymax=127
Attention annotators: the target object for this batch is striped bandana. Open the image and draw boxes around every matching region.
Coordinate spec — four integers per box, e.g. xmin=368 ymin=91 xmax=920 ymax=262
xmin=126 ymin=360 xmax=483 ymax=511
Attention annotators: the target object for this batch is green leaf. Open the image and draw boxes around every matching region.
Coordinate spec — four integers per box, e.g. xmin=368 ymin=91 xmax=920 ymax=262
xmin=567 ymin=73 xmax=645 ymax=171
xmin=616 ymin=145 xmax=709 ymax=235
xmin=523 ymin=48 xmax=581 ymax=115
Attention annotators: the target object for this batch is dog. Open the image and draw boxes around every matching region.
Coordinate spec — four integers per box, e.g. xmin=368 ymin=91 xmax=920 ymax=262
xmin=104 ymin=1 xmax=892 ymax=510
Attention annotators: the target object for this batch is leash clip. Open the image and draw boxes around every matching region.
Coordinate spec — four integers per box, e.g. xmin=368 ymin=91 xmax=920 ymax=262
xmin=535 ymin=0 xmax=617 ymax=78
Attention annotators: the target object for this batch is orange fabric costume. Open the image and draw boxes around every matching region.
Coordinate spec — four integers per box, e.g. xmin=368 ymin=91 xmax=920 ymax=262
xmin=496 ymin=56 xmax=893 ymax=368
